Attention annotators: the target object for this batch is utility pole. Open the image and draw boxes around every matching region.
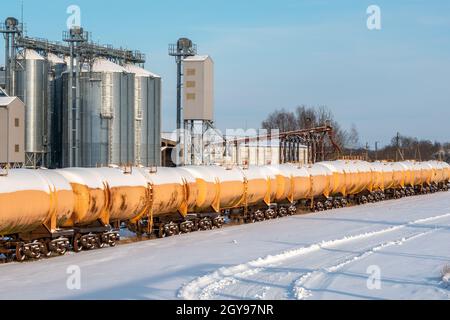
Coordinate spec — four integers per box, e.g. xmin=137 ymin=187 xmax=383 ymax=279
xmin=395 ymin=132 xmax=403 ymax=162
xmin=365 ymin=142 xmax=369 ymax=161
xmin=375 ymin=141 xmax=379 ymax=161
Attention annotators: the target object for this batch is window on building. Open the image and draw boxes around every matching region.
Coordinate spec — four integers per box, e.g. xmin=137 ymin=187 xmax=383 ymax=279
xmin=15 ymin=144 xmax=19 ymax=153
xmin=14 ymin=118 xmax=19 ymax=127
xmin=186 ymin=81 xmax=196 ymax=88
xmin=186 ymin=68 xmax=196 ymax=76
xmin=186 ymin=93 xmax=196 ymax=100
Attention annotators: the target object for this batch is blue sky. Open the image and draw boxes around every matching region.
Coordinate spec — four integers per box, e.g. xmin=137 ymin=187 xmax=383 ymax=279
xmin=2 ymin=0 xmax=450 ymax=147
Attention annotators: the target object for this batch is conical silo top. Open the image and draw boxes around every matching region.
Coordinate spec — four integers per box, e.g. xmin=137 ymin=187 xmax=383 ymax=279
xmin=123 ymin=63 xmax=160 ymax=78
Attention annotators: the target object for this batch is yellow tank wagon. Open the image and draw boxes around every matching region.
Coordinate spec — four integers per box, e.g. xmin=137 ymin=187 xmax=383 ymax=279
xmin=0 ymin=160 xmax=449 ymax=262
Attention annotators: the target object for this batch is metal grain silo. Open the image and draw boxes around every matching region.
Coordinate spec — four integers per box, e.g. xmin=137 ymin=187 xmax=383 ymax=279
xmin=47 ymin=53 xmax=66 ymax=168
xmin=124 ymin=63 xmax=161 ymax=166
xmin=15 ymin=49 xmax=49 ymax=167
xmin=62 ymin=58 xmax=135 ymax=167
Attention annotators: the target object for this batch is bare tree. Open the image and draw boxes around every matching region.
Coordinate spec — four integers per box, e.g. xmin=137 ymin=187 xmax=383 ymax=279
xmin=261 ymin=109 xmax=297 ymax=132
xmin=262 ymin=105 xmax=360 ymax=151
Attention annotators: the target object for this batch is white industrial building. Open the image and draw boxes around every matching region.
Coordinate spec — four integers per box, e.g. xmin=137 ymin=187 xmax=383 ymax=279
xmin=183 ymin=55 xmax=214 ymax=121
xmin=162 ymin=131 xmax=308 ymax=166
xmin=0 ymin=89 xmax=25 ymax=167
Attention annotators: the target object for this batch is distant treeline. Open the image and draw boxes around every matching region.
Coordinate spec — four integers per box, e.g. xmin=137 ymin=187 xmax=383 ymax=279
xmin=261 ymin=106 xmax=449 ymax=162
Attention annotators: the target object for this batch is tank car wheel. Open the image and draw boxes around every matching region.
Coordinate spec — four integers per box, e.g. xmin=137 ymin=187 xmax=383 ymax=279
xmin=265 ymin=208 xmax=276 ymax=219
xmin=41 ymin=240 xmax=52 ymax=257
xmin=213 ymin=217 xmax=224 ymax=228
xmin=164 ymin=224 xmax=174 ymax=236
xmin=32 ymin=241 xmax=41 ymax=259
xmin=57 ymin=242 xmax=68 ymax=255
xmin=374 ymin=193 xmax=380 ymax=202
xmin=198 ymin=218 xmax=211 ymax=231
xmin=359 ymin=196 xmax=368 ymax=204
xmin=341 ymin=199 xmax=348 ymax=207
xmin=324 ymin=200 xmax=333 ymax=210
xmin=15 ymin=243 xmax=26 ymax=262
xmin=73 ymin=234 xmax=83 ymax=253
xmin=315 ymin=202 xmax=324 ymax=212
xmin=96 ymin=234 xmax=105 ymax=248
xmin=157 ymin=226 xmax=166 ymax=238
xmin=368 ymin=194 xmax=375 ymax=203
xmin=288 ymin=205 xmax=297 ymax=215
xmin=180 ymin=221 xmax=192 ymax=233
xmin=254 ymin=210 xmax=265 ymax=222
xmin=277 ymin=207 xmax=286 ymax=217
xmin=109 ymin=238 xmax=117 ymax=247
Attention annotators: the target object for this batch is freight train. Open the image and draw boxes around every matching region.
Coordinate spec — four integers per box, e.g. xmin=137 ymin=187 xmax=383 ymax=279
xmin=0 ymin=160 xmax=449 ymax=262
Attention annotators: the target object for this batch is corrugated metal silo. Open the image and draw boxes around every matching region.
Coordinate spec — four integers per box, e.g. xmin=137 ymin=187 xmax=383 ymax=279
xmin=124 ymin=63 xmax=161 ymax=166
xmin=47 ymin=53 xmax=66 ymax=168
xmin=61 ymin=58 xmax=135 ymax=167
xmin=15 ymin=49 xmax=49 ymax=167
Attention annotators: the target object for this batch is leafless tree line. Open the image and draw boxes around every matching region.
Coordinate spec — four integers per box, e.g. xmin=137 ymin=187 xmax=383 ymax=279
xmin=261 ymin=106 xmax=449 ymax=162
xmin=261 ymin=105 xmax=360 ymax=150
xmin=370 ymin=135 xmax=450 ymax=162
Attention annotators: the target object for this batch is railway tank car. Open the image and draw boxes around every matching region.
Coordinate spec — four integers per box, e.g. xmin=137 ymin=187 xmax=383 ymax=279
xmin=0 ymin=160 xmax=449 ymax=262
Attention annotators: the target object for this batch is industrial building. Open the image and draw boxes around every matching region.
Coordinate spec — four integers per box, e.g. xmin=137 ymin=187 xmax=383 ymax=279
xmin=180 ymin=55 xmax=216 ymax=165
xmin=183 ymin=55 xmax=214 ymax=121
xmin=0 ymin=89 xmax=25 ymax=167
xmin=0 ymin=17 xmax=161 ymax=168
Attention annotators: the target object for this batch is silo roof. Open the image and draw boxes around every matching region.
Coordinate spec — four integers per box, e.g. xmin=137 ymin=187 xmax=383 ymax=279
xmin=124 ymin=63 xmax=161 ymax=78
xmin=91 ymin=58 xmax=127 ymax=72
xmin=47 ymin=52 xmax=65 ymax=64
xmin=17 ymin=49 xmax=45 ymax=60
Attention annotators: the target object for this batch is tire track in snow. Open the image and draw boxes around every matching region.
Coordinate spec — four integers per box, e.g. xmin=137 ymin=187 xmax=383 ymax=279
xmin=291 ymin=230 xmax=435 ymax=299
xmin=178 ymin=212 xmax=450 ymax=300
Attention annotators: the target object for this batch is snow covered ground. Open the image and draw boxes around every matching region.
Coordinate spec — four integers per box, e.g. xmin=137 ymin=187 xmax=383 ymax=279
xmin=1 ymin=192 xmax=450 ymax=300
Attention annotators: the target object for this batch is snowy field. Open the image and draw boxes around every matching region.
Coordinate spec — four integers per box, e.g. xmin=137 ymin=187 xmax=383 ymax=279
xmin=1 ymin=192 xmax=450 ymax=300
